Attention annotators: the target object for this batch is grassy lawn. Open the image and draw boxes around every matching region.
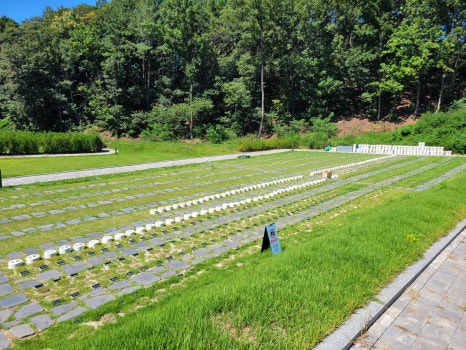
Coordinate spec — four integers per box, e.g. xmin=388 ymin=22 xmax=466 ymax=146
xmin=0 ymin=140 xmax=238 ymax=178
xmin=1 ymin=151 xmax=464 ymax=349
xmin=16 ymin=172 xmax=466 ymax=349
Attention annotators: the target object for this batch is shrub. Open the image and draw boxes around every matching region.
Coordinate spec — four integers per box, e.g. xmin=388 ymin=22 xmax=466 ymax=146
xmin=237 ymin=137 xmax=293 ymax=152
xmin=0 ymin=131 xmax=104 ymax=155
xmin=206 ymin=125 xmax=228 ymax=144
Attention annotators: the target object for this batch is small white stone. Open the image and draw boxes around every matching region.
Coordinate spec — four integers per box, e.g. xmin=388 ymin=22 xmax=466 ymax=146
xmin=154 ymin=221 xmax=165 ymax=228
xmin=135 ymin=227 xmax=146 ymax=234
xmin=43 ymin=249 xmax=57 ymax=259
xmin=114 ymin=232 xmax=126 ymax=240
xmin=25 ymin=254 xmax=40 ymax=265
xmin=8 ymin=259 xmax=23 ymax=269
xmin=88 ymin=240 xmax=100 ymax=248
xmin=58 ymin=245 xmax=72 ymax=254
xmin=101 ymin=236 xmax=114 ymax=244
xmin=73 ymin=242 xmax=86 ymax=251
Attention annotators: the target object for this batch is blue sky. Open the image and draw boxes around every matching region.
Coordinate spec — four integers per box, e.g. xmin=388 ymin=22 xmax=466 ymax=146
xmin=0 ymin=0 xmax=97 ymax=23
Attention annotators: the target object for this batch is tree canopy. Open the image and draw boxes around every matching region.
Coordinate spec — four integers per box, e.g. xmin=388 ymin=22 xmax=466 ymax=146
xmin=0 ymin=0 xmax=464 ymax=138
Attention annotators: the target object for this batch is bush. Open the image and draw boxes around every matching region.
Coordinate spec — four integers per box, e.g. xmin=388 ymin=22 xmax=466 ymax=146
xmin=302 ymin=132 xmax=329 ymax=149
xmin=0 ymin=131 xmax=104 ymax=155
xmin=206 ymin=125 xmax=228 ymax=144
xmin=140 ymin=123 xmax=177 ymax=142
xmin=237 ymin=137 xmax=293 ymax=152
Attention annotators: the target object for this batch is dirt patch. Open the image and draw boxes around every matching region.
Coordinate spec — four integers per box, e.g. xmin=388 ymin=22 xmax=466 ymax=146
xmin=336 ymin=117 xmax=416 ymax=137
xmin=212 ymin=312 xmax=257 ymax=343
xmin=82 ymin=313 xmax=117 ymax=330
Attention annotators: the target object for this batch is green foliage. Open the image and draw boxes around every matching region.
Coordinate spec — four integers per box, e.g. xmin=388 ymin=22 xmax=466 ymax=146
xmin=0 ymin=131 xmax=103 ymax=155
xmin=331 ymin=104 xmax=466 ymax=154
xmin=206 ymin=125 xmax=228 ymax=144
xmin=140 ymin=123 xmax=177 ymax=142
xmin=310 ymin=116 xmax=338 ymax=137
xmin=302 ymin=132 xmax=330 ymax=149
xmin=237 ymin=137 xmax=293 ymax=152
xmin=0 ymin=0 xmax=464 ymax=137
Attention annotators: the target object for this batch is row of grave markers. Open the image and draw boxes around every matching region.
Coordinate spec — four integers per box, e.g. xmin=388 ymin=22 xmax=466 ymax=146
xmin=352 ymin=142 xmax=452 ymax=156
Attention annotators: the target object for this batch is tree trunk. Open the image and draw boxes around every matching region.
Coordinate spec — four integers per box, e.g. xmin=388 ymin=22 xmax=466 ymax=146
xmin=257 ymin=40 xmax=265 ymax=139
xmin=377 ymin=93 xmax=382 ymax=120
xmin=414 ymin=79 xmax=421 ymax=118
xmin=189 ymin=82 xmax=193 ymax=139
xmin=146 ymin=56 xmax=151 ymax=110
xmin=436 ymin=72 xmax=446 ymax=113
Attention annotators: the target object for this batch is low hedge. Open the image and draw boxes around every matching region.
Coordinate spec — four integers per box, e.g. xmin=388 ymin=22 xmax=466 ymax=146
xmin=0 ymin=131 xmax=104 ymax=155
xmin=237 ymin=137 xmax=293 ymax=152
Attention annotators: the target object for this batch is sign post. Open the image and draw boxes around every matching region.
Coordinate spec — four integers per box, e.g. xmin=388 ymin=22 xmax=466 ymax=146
xmin=261 ymin=223 xmax=281 ymax=255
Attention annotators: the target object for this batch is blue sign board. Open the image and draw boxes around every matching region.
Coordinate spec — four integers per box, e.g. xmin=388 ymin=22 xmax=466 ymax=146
xmin=261 ymin=223 xmax=281 ymax=255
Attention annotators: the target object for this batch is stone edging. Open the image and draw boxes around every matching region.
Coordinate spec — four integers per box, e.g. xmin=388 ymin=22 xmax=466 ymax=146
xmin=314 ymin=217 xmax=466 ymax=350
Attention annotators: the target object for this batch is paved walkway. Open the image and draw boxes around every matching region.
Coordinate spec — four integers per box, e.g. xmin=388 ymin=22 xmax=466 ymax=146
xmin=316 ymin=219 xmax=466 ymax=350
xmin=2 ymin=149 xmax=289 ymax=187
xmin=353 ymin=230 xmax=465 ymax=350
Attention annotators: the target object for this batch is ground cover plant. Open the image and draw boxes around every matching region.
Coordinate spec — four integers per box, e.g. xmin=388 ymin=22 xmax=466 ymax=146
xmin=0 ymin=151 xmax=464 ymax=349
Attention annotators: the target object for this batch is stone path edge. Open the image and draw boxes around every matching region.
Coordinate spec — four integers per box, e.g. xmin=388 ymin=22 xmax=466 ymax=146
xmin=2 ymin=149 xmax=290 ymax=187
xmin=314 ymin=217 xmax=466 ymax=350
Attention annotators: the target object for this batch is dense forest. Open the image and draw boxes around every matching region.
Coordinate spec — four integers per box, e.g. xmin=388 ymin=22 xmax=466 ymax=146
xmin=0 ymin=0 xmax=464 ymax=140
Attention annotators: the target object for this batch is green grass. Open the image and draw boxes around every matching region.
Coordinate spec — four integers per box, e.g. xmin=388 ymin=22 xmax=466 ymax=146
xmin=0 ymin=140 xmax=238 ymax=178
xmin=15 ymin=171 xmax=466 ymax=349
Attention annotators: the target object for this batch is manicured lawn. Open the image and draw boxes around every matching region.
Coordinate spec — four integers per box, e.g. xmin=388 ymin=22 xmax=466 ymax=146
xmin=0 ymin=140 xmax=238 ymax=178
xmin=10 ymin=155 xmax=465 ymax=349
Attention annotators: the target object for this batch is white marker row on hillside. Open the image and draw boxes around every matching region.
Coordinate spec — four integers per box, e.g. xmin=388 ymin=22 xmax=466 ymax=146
xmin=149 ymin=175 xmax=304 ymax=215
xmin=7 ymin=177 xmax=327 ymax=269
xmin=309 ymin=155 xmax=396 ymax=176
xmin=353 ymin=142 xmax=452 ymax=156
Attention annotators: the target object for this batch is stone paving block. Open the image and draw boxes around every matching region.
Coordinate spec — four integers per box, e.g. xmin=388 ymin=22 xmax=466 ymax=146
xmin=148 ymin=266 xmax=165 ymax=274
xmin=0 ymin=236 xmax=10 ymax=240
xmin=51 ymin=301 xmax=77 ymax=316
xmin=161 ymin=270 xmax=176 ymax=278
xmin=87 ymin=257 xmax=104 ymax=267
xmin=39 ymin=242 xmax=54 ymax=249
xmin=0 ymin=294 xmax=28 ymax=308
xmin=108 ymin=280 xmax=131 ymax=291
xmin=24 ymin=248 xmax=39 ymax=255
xmin=193 ymin=248 xmax=210 ymax=256
xmin=57 ymin=306 xmax=87 ymax=322
xmin=213 ymin=247 xmax=228 ymax=255
xmin=17 ymin=281 xmax=41 ymax=290
xmin=131 ymin=272 xmax=160 ymax=285
xmin=100 ymin=252 xmax=118 ymax=261
xmin=0 ymin=284 xmax=13 ymax=297
xmin=0 ymin=309 xmax=13 ymax=323
xmin=5 ymin=252 xmax=22 ymax=259
xmin=9 ymin=324 xmax=34 ymax=338
xmin=14 ymin=302 xmax=44 ymax=320
xmin=84 ymin=295 xmax=115 ymax=309
xmin=62 ymin=262 xmax=88 ymax=275
xmin=36 ymin=270 xmax=63 ymax=282
xmin=0 ymin=331 xmax=9 ymax=350
xmin=192 ymin=257 xmax=204 ymax=264
xmin=65 ymin=219 xmax=81 ymax=225
xmin=166 ymin=260 xmax=190 ymax=270
xmin=116 ymin=286 xmax=141 ymax=296
xmin=121 ymin=249 xmax=139 ymax=256
xmin=30 ymin=314 xmax=54 ymax=331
